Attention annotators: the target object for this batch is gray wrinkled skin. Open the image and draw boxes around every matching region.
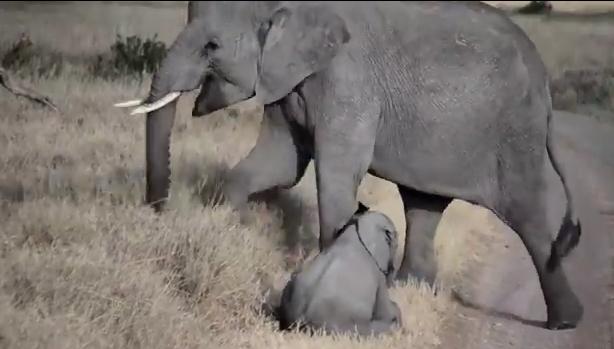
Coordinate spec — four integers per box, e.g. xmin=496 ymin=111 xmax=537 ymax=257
xmin=141 ymin=1 xmax=583 ymax=330
xmin=277 ymin=210 xmax=402 ymax=337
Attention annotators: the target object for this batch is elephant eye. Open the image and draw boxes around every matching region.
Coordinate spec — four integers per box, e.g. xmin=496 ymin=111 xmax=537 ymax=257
xmin=384 ymin=229 xmax=393 ymax=244
xmin=203 ymin=39 xmax=220 ymax=54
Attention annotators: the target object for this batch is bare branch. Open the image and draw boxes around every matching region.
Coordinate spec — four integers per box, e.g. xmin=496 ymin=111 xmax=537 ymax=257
xmin=0 ymin=67 xmax=60 ymax=112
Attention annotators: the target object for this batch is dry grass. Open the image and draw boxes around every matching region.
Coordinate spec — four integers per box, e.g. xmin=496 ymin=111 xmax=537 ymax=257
xmin=0 ymin=2 xmax=610 ymax=349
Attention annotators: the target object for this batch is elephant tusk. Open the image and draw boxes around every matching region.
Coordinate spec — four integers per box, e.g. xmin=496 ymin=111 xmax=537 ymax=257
xmin=248 ymin=94 xmax=264 ymax=106
xmin=234 ymin=95 xmax=263 ymax=112
xmin=243 ymin=95 xmax=262 ymax=107
xmin=114 ymin=99 xmax=144 ymax=108
xmin=130 ymin=92 xmax=181 ymax=115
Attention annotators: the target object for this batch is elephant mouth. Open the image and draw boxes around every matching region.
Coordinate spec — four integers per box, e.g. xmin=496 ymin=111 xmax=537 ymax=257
xmin=114 ymin=71 xmax=260 ymax=116
xmin=114 ymin=74 xmax=208 ymax=115
xmin=191 ymin=92 xmax=259 ymax=118
xmin=114 ymin=91 xmax=183 ymax=115
xmin=115 ymin=90 xmax=260 ymax=116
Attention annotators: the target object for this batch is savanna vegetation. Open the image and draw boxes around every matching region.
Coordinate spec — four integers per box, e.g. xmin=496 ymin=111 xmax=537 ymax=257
xmin=0 ymin=2 xmax=612 ymax=348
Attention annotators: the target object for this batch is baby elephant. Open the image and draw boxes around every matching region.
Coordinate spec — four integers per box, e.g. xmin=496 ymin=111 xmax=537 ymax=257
xmin=277 ymin=207 xmax=403 ymax=337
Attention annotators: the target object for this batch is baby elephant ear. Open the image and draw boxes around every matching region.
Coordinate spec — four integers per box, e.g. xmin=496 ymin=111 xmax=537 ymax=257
xmin=255 ymin=4 xmax=351 ymax=104
xmin=356 ymin=201 xmax=370 ymax=215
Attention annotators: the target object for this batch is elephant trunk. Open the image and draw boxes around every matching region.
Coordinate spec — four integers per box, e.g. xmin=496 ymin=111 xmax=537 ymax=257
xmin=131 ymin=42 xmax=206 ymax=210
xmin=143 ymin=50 xmax=206 ymax=212
xmin=141 ymin=51 xmax=193 ymax=211
xmin=115 ymin=22 xmax=209 ymax=212
xmin=145 ymin=99 xmax=176 ymax=211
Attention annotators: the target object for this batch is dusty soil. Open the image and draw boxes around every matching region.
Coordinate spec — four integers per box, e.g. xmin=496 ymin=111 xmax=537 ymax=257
xmin=438 ymin=111 xmax=614 ymax=349
xmin=484 ymin=1 xmax=614 ymax=14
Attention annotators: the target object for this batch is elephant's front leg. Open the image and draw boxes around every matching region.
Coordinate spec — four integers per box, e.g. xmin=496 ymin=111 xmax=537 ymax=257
xmin=313 ymin=112 xmax=378 ymax=250
xmin=223 ymin=103 xmax=311 ymax=209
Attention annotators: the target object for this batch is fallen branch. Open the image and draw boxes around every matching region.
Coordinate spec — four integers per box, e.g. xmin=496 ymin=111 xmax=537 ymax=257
xmin=0 ymin=67 xmax=60 ymax=112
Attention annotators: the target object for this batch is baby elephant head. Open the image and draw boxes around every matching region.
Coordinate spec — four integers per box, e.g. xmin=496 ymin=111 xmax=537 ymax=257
xmin=355 ymin=211 xmax=399 ymax=285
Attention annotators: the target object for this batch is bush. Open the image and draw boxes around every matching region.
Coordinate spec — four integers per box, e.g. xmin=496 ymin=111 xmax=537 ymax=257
xmin=91 ymin=34 xmax=167 ymax=80
xmin=1 ymin=33 xmax=34 ymax=70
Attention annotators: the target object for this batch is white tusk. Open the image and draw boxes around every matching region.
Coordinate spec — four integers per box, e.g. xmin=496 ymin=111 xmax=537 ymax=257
xmin=113 ymin=99 xmax=143 ymax=108
xmin=243 ymin=95 xmax=261 ymax=106
xmin=235 ymin=96 xmax=262 ymax=111
xmin=245 ymin=95 xmax=263 ymax=106
xmin=130 ymin=92 xmax=181 ymax=115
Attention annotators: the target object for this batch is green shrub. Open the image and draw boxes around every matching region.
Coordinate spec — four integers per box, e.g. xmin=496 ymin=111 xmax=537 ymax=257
xmin=91 ymin=34 xmax=167 ymax=80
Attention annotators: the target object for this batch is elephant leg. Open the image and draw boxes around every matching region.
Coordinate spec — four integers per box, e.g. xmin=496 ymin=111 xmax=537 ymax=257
xmin=500 ymin=189 xmax=583 ymax=330
xmin=223 ymin=103 xmax=311 ymax=209
xmin=396 ymin=186 xmax=452 ymax=285
xmin=313 ymin=115 xmax=378 ymax=251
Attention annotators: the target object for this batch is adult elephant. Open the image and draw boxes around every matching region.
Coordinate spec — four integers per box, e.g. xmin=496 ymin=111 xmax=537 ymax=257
xmin=116 ymin=1 xmax=583 ymax=330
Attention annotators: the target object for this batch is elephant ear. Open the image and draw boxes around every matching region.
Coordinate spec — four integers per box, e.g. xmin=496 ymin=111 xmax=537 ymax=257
xmin=255 ymin=4 xmax=351 ymax=104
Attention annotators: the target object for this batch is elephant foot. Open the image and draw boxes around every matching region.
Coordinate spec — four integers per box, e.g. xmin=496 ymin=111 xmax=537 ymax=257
xmin=545 ymin=295 xmax=583 ymax=331
xmin=546 ymin=320 xmax=577 ymax=331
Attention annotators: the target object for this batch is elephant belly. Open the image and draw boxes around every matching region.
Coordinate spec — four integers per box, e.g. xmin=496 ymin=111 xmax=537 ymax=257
xmin=366 ymin=42 xmax=540 ymax=207
xmin=369 ymin=113 xmax=500 ymax=207
xmin=361 ymin=0 xmax=548 ymax=207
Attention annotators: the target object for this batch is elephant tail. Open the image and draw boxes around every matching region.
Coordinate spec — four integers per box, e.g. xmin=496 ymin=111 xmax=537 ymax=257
xmin=544 ymin=82 xmax=582 ymax=271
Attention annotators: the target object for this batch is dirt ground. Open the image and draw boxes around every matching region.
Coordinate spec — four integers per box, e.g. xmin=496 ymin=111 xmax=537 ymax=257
xmin=439 ymin=111 xmax=614 ymax=349
xmin=0 ymin=2 xmax=612 ymax=349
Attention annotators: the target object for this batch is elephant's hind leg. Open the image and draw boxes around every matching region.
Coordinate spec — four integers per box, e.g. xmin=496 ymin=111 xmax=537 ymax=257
xmin=497 ymin=181 xmax=583 ymax=330
xmin=396 ymin=186 xmax=452 ymax=285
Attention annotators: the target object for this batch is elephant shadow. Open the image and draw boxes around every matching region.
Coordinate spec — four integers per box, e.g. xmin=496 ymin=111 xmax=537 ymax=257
xmin=191 ymin=161 xmax=320 ymax=261
xmin=450 ymin=290 xmax=546 ymax=329
xmin=1 ymin=156 xmax=319 ymax=261
xmin=252 ymin=188 xmax=320 ymax=259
